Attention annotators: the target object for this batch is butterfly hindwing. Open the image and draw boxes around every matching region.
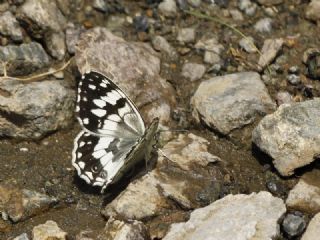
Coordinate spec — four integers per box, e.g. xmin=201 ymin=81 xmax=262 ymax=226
xmin=72 ymin=130 xmax=138 ymax=188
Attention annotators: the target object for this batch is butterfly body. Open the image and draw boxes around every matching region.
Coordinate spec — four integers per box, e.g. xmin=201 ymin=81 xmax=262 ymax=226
xmin=72 ymin=70 xmax=159 ymax=193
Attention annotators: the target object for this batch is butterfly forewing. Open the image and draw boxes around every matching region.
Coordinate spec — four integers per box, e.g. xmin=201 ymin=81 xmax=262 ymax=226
xmin=76 ymin=71 xmax=145 ymax=137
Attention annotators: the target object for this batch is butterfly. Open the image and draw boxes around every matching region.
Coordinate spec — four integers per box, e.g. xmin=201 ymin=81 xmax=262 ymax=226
xmin=72 ymin=70 xmax=159 ymax=193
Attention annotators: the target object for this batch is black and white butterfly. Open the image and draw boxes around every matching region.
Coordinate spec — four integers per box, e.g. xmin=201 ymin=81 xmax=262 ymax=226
xmin=72 ymin=70 xmax=159 ymax=193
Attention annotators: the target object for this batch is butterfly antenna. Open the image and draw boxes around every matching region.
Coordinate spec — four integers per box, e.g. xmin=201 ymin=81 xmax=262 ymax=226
xmin=158 ymin=129 xmax=189 ymax=133
xmin=158 ymin=148 xmax=172 ymax=162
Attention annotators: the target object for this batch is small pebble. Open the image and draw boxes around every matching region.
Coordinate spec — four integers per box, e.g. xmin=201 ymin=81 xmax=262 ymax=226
xmin=177 ymin=28 xmax=196 ymax=43
xmin=288 ymin=65 xmax=299 ymax=74
xmin=282 ymin=212 xmax=307 ymax=238
xmin=158 ymin=0 xmax=177 ymax=17
xmin=254 ymin=18 xmax=273 ymax=33
xmin=133 ymin=15 xmax=149 ymax=32
xmin=287 ymin=74 xmax=301 ymax=85
xmin=19 ymin=147 xmax=28 ymax=152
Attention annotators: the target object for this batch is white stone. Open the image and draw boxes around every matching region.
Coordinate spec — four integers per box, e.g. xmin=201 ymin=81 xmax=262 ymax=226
xmin=177 ymin=28 xmax=196 ymax=43
xmin=258 ymin=38 xmax=284 ymax=70
xmin=253 ymin=99 xmax=320 ymax=176
xmin=163 ymin=191 xmax=286 ymax=240
xmin=301 ymin=213 xmax=320 ymax=240
xmin=32 ymin=220 xmax=67 ymax=240
xmin=181 ymin=63 xmax=206 ymax=81
xmin=158 ymin=0 xmax=177 ymax=17
xmin=286 ymin=170 xmax=320 ymax=214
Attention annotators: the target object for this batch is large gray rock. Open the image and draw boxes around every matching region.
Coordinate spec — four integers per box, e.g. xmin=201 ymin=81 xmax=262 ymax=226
xmin=102 ymin=133 xmax=222 ymax=220
xmin=286 ymin=170 xmax=320 ymax=214
xmin=17 ymin=0 xmax=67 ymax=38
xmin=0 ymin=78 xmax=75 ymax=139
xmin=191 ymin=72 xmax=275 ymax=135
xmin=0 ymin=42 xmax=50 ymax=76
xmin=75 ymin=27 xmax=176 ymax=124
xmin=17 ymin=0 xmax=67 ymax=59
xmin=301 ymin=213 xmax=320 ymax=240
xmin=0 ymin=11 xmax=23 ymax=42
xmin=0 ymin=184 xmax=58 ymax=223
xmin=252 ymin=99 xmax=320 ymax=176
xmin=163 ymin=191 xmax=286 ymax=240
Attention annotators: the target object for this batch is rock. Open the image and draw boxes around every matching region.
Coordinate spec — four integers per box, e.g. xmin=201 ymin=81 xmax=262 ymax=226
xmin=304 ymin=48 xmax=320 ymax=79
xmin=257 ymin=0 xmax=283 ymax=6
xmin=239 ymin=36 xmax=257 ymax=53
xmin=32 ymin=220 xmax=67 ymax=240
xmin=177 ymin=28 xmax=196 ymax=43
xmin=65 ymin=23 xmax=84 ymax=55
xmin=0 ymin=42 xmax=51 ymax=76
xmin=44 ymin=32 xmax=66 ymax=60
xmin=160 ymin=133 xmax=220 ymax=171
xmin=305 ymin=0 xmax=320 ymax=22
xmin=181 ymin=62 xmax=205 ymax=81
xmin=17 ymin=0 xmax=69 ymax=61
xmin=163 ymin=191 xmax=286 ymax=240
xmin=133 ymin=15 xmax=149 ymax=32
xmin=254 ymin=18 xmax=273 ymax=33
xmin=98 ymin=217 xmax=149 ymax=240
xmin=288 ymin=65 xmax=300 ymax=74
xmin=13 ymin=233 xmax=30 ymax=240
xmin=152 ymin=35 xmax=177 ymax=57
xmin=93 ymin=0 xmax=107 ymax=12
xmin=282 ymin=212 xmax=307 ymax=238
xmin=286 ymin=170 xmax=320 ymax=214
xmin=0 ymin=78 xmax=75 ymax=139
xmin=252 ymin=99 xmax=320 ymax=176
xmin=191 ymin=72 xmax=275 ymax=135
xmin=301 ymin=213 xmax=320 ymax=240
xmin=102 ymin=133 xmax=223 ymax=219
xmin=17 ymin=0 xmax=67 ymax=38
xmin=275 ymin=91 xmax=293 ymax=106
xmin=187 ymin=0 xmax=201 ymax=7
xmin=258 ymin=38 xmax=284 ymax=70
xmin=102 ymin=171 xmax=170 ymax=220
xmin=0 ymin=218 xmax=11 ymax=233
xmin=195 ymin=36 xmax=224 ymax=64
xmin=229 ymin=9 xmax=244 ymax=21
xmin=238 ymin=0 xmax=257 ymax=16
xmin=0 ymin=11 xmax=23 ymax=42
xmin=75 ymin=27 xmax=176 ymax=124
xmin=287 ymin=74 xmax=301 ymax=85
xmin=176 ymin=0 xmax=188 ymax=10
xmin=0 ymin=184 xmax=58 ymax=222
xmin=158 ymin=0 xmax=177 ymax=18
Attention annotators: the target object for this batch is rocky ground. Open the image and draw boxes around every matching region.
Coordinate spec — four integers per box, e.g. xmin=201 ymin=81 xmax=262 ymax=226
xmin=0 ymin=0 xmax=320 ymax=239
